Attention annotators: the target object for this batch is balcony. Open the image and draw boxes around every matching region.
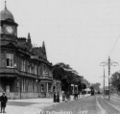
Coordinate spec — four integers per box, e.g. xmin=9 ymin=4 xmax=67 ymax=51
xmin=0 ymin=67 xmax=37 ymax=78
xmin=0 ymin=67 xmax=53 ymax=80
xmin=0 ymin=67 xmax=18 ymax=74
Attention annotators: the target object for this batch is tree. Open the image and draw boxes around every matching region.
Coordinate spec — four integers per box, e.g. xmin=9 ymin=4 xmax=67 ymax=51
xmin=52 ymin=66 xmax=64 ymax=80
xmin=91 ymin=83 xmax=101 ymax=93
xmin=53 ymin=62 xmax=83 ymax=92
xmin=111 ymin=72 xmax=120 ymax=92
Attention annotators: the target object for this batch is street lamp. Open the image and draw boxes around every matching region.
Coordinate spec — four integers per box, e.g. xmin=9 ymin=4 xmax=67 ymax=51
xmin=17 ymin=77 xmax=21 ymax=99
xmin=36 ymin=78 xmax=39 ymax=97
xmin=36 ymin=65 xmax=40 ymax=97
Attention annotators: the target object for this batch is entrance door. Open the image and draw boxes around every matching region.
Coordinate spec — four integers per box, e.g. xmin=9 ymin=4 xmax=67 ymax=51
xmin=1 ymin=77 xmax=16 ymax=92
xmin=6 ymin=85 xmax=10 ymax=93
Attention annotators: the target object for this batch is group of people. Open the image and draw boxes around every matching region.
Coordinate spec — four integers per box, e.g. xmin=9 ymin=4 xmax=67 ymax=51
xmin=0 ymin=92 xmax=8 ymax=113
xmin=62 ymin=91 xmax=79 ymax=102
xmin=62 ymin=91 xmax=70 ymax=102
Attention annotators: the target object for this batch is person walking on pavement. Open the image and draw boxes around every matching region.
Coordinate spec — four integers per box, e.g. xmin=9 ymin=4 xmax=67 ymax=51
xmin=62 ymin=91 xmax=65 ymax=101
xmin=0 ymin=92 xmax=8 ymax=113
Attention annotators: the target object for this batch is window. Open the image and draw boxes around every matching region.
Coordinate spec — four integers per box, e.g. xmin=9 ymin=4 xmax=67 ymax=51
xmin=27 ymin=62 xmax=31 ymax=73
xmin=31 ymin=63 xmax=34 ymax=74
xmin=34 ymin=65 xmax=37 ymax=75
xmin=42 ymin=64 xmax=49 ymax=77
xmin=6 ymin=53 xmax=14 ymax=67
xmin=21 ymin=60 xmax=26 ymax=72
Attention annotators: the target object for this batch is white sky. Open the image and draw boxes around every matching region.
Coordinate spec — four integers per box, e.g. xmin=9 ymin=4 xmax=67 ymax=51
xmin=1 ymin=0 xmax=120 ymax=86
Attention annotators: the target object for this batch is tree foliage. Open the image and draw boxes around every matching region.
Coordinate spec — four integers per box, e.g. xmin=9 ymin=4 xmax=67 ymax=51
xmin=111 ymin=72 xmax=120 ymax=92
xmin=91 ymin=83 xmax=101 ymax=92
xmin=53 ymin=62 xmax=88 ymax=92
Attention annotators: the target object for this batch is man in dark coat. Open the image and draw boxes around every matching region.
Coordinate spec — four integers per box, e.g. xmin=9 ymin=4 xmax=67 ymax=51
xmin=0 ymin=92 xmax=8 ymax=113
xmin=62 ymin=91 xmax=65 ymax=101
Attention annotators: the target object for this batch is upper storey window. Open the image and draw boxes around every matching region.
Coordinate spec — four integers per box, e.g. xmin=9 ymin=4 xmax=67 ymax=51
xmin=21 ymin=60 xmax=26 ymax=72
xmin=6 ymin=53 xmax=14 ymax=68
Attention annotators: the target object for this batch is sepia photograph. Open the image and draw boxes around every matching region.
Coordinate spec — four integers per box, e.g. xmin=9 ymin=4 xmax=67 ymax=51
xmin=0 ymin=0 xmax=120 ymax=114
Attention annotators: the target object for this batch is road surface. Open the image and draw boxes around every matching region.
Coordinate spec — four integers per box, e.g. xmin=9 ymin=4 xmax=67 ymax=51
xmin=43 ymin=95 xmax=120 ymax=114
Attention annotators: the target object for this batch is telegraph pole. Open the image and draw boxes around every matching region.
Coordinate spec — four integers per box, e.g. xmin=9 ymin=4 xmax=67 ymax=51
xmin=108 ymin=56 xmax=111 ymax=100
xmin=100 ymin=56 xmax=118 ymax=100
xmin=103 ymin=68 xmax=105 ymax=97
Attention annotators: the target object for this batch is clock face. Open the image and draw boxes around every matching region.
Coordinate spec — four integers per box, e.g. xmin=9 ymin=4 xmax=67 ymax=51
xmin=6 ymin=26 xmax=14 ymax=34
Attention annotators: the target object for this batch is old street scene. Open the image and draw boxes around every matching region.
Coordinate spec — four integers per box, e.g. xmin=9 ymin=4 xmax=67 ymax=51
xmin=0 ymin=0 xmax=120 ymax=114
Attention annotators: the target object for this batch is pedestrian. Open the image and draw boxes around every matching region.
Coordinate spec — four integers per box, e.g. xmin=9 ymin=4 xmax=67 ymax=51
xmin=53 ymin=92 xmax=56 ymax=102
xmin=0 ymin=92 xmax=8 ymax=113
xmin=74 ymin=90 xmax=78 ymax=100
xmin=56 ymin=92 xmax=60 ymax=102
xmin=62 ymin=91 xmax=65 ymax=101
xmin=66 ymin=91 xmax=70 ymax=101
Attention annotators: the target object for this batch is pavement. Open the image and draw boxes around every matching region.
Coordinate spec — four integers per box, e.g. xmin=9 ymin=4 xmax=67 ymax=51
xmin=4 ymin=94 xmax=88 ymax=114
xmin=111 ymin=93 xmax=120 ymax=100
xmin=5 ymin=98 xmax=58 ymax=114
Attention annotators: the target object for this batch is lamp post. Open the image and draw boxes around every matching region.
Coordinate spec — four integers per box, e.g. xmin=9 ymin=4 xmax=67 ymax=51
xmin=36 ymin=65 xmax=39 ymax=97
xmin=71 ymin=84 xmax=74 ymax=95
xmin=36 ymin=78 xmax=39 ymax=97
xmin=20 ymin=78 xmax=22 ymax=99
xmin=100 ymin=63 xmax=106 ymax=97
xmin=17 ymin=77 xmax=21 ymax=99
xmin=108 ymin=57 xmax=111 ymax=100
xmin=103 ymin=68 xmax=105 ymax=96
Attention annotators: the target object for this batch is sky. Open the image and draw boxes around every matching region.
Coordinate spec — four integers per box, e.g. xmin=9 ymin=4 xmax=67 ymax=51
xmin=1 ymin=0 xmax=120 ymax=86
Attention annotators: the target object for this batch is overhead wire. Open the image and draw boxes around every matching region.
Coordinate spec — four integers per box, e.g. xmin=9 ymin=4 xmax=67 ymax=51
xmin=108 ymin=35 xmax=120 ymax=57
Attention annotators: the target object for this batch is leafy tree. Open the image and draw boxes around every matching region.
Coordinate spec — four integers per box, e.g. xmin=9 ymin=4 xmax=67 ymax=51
xmin=52 ymin=66 xmax=64 ymax=80
xmin=52 ymin=62 xmax=84 ymax=92
xmin=91 ymin=83 xmax=101 ymax=92
xmin=111 ymin=72 xmax=120 ymax=92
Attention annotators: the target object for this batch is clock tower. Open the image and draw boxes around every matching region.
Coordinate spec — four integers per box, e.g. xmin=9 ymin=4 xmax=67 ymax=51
xmin=0 ymin=1 xmax=18 ymax=43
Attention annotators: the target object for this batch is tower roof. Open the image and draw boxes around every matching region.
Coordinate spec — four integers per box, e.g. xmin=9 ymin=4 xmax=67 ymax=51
xmin=0 ymin=1 xmax=15 ymax=21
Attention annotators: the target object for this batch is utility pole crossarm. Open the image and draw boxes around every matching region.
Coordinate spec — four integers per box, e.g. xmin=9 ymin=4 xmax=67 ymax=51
xmin=100 ymin=62 xmax=108 ymax=67
xmin=111 ymin=62 xmax=119 ymax=66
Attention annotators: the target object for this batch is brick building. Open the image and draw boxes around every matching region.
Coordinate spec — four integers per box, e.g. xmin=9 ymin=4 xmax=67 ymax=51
xmin=0 ymin=3 xmax=54 ymax=99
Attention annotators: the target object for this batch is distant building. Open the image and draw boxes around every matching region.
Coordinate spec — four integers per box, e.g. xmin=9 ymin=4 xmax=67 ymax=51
xmin=0 ymin=2 xmax=53 ymax=99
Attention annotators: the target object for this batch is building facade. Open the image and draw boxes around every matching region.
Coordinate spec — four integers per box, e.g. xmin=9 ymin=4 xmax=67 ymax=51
xmin=0 ymin=3 xmax=54 ymax=99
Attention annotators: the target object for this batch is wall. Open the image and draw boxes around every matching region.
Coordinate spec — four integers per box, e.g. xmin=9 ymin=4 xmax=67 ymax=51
xmin=5 ymin=92 xmax=53 ymax=99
